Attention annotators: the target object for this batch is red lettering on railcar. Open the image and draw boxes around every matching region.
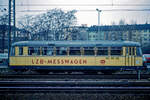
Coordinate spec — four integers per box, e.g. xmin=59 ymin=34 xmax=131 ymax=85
xmin=40 ymin=59 xmax=44 ymax=64
xmin=70 ymin=60 xmax=73 ymax=64
xmin=36 ymin=59 xmax=39 ymax=64
xmin=53 ymin=59 xmax=56 ymax=64
xmin=79 ymin=59 xmax=82 ymax=64
xmin=48 ymin=60 xmax=52 ymax=64
xmin=65 ymin=59 xmax=69 ymax=64
xmin=32 ymin=59 xmax=88 ymax=65
xmin=61 ymin=59 xmax=64 ymax=64
xmin=57 ymin=59 xmax=60 ymax=64
xmin=74 ymin=59 xmax=78 ymax=64
xmin=83 ymin=60 xmax=87 ymax=64
xmin=32 ymin=59 xmax=35 ymax=64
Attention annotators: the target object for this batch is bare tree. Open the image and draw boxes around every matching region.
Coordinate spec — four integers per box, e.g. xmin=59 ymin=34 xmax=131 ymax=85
xmin=18 ymin=15 xmax=34 ymax=40
xmin=119 ymin=19 xmax=126 ymax=25
xmin=130 ymin=20 xmax=137 ymax=25
xmin=0 ymin=14 xmax=8 ymax=25
xmin=0 ymin=14 xmax=8 ymax=52
xmin=111 ymin=21 xmax=116 ymax=25
xmin=18 ymin=8 xmax=77 ymax=41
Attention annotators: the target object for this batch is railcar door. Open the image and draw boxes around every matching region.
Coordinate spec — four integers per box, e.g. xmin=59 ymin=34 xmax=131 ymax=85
xmin=126 ymin=47 xmax=135 ymax=67
xmin=23 ymin=46 xmax=28 ymax=66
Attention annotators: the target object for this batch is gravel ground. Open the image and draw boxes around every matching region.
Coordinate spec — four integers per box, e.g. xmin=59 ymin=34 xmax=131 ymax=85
xmin=0 ymin=93 xmax=150 ymax=100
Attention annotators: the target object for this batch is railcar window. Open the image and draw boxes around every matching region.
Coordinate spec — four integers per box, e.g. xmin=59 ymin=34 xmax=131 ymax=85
xmin=28 ymin=47 xmax=33 ymax=55
xmin=126 ymin=47 xmax=134 ymax=55
xmin=56 ymin=47 xmax=67 ymax=55
xmin=126 ymin=47 xmax=132 ymax=56
xmin=84 ymin=47 xmax=94 ymax=55
xmin=11 ymin=47 xmax=15 ymax=56
xmin=42 ymin=47 xmax=47 ymax=55
xmin=70 ymin=47 xmax=81 ymax=55
xmin=132 ymin=47 xmax=135 ymax=55
xmin=35 ymin=47 xmax=40 ymax=55
xmin=97 ymin=47 xmax=108 ymax=55
xmin=47 ymin=47 xmax=54 ymax=56
xmin=126 ymin=47 xmax=136 ymax=56
xmin=126 ymin=47 xmax=129 ymax=56
xmin=28 ymin=47 xmax=40 ymax=55
xmin=19 ymin=47 xmax=23 ymax=55
xmin=136 ymin=47 xmax=142 ymax=56
xmin=129 ymin=48 xmax=132 ymax=55
xmin=111 ymin=47 xmax=122 ymax=55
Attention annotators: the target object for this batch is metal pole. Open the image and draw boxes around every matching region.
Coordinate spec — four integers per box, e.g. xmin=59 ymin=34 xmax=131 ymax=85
xmin=98 ymin=11 xmax=100 ymax=26
xmin=98 ymin=11 xmax=100 ymax=38
xmin=13 ymin=0 xmax=16 ymax=42
xmin=96 ymin=9 xmax=101 ymax=40
xmin=8 ymin=0 xmax=15 ymax=66
xmin=137 ymin=70 xmax=141 ymax=80
xmin=8 ymin=0 xmax=11 ymax=66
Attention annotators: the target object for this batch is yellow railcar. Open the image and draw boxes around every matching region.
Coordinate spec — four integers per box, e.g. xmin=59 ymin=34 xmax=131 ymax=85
xmin=10 ymin=41 xmax=145 ymax=74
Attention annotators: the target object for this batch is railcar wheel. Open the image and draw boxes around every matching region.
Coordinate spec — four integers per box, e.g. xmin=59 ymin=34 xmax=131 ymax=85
xmin=101 ymin=70 xmax=116 ymax=75
xmin=13 ymin=69 xmax=27 ymax=72
xmin=13 ymin=69 xmax=28 ymax=74
xmin=84 ymin=71 xmax=98 ymax=75
xmin=35 ymin=70 xmax=50 ymax=74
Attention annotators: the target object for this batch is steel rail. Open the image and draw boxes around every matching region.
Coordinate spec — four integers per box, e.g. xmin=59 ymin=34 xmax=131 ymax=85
xmin=0 ymin=86 xmax=150 ymax=94
xmin=0 ymin=74 xmax=150 ymax=79
xmin=0 ymin=80 xmax=150 ymax=87
xmin=0 ymin=80 xmax=150 ymax=94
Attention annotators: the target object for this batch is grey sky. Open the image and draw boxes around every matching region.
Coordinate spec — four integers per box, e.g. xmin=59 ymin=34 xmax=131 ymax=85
xmin=1 ymin=0 xmax=150 ymax=26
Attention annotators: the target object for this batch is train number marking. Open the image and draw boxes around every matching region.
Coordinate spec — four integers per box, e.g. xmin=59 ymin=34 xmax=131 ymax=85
xmin=100 ymin=60 xmax=105 ymax=64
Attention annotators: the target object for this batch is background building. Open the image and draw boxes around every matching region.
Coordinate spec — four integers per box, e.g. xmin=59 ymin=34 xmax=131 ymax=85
xmin=0 ymin=24 xmax=150 ymax=53
xmin=0 ymin=25 xmax=29 ymax=53
xmin=88 ymin=24 xmax=150 ymax=47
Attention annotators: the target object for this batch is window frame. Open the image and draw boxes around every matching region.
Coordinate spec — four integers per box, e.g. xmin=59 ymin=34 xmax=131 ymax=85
xmin=83 ymin=47 xmax=95 ymax=56
xmin=97 ymin=47 xmax=108 ymax=56
xmin=69 ymin=47 xmax=81 ymax=56
xmin=110 ymin=47 xmax=123 ymax=56
xmin=28 ymin=47 xmax=41 ymax=56
xmin=56 ymin=47 xmax=68 ymax=56
xmin=19 ymin=47 xmax=23 ymax=56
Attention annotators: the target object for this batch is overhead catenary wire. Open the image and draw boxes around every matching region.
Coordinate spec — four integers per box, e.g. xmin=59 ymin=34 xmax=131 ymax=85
xmin=17 ymin=9 xmax=150 ymax=12
xmin=1 ymin=3 xmax=150 ymax=7
xmin=1 ymin=3 xmax=150 ymax=13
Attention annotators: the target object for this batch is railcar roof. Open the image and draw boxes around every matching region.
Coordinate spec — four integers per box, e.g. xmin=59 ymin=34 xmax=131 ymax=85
xmin=11 ymin=41 xmax=141 ymax=47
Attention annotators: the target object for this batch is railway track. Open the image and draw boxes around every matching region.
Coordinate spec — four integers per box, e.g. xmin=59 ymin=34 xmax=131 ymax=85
xmin=0 ymin=73 xmax=150 ymax=94
xmin=0 ymin=80 xmax=150 ymax=94
xmin=0 ymin=74 xmax=150 ymax=94
xmin=0 ymin=74 xmax=150 ymax=80
xmin=1 ymin=86 xmax=150 ymax=94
